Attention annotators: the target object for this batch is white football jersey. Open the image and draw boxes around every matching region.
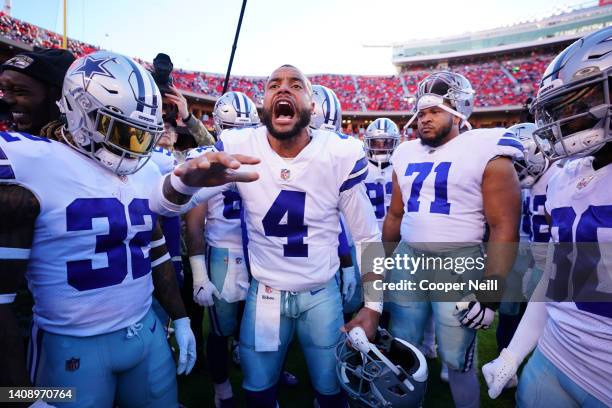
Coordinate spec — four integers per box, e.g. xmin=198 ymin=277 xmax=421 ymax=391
xmin=185 ymin=146 xmax=243 ymax=249
xmin=0 ymin=132 xmax=161 ymax=336
xmin=391 ymin=128 xmax=523 ymax=250
xmin=528 ymin=162 xmax=562 ymax=270
xmin=189 ymin=127 xmax=380 ymax=291
xmin=364 ymin=161 xmax=393 ymax=230
xmin=540 ymin=156 xmax=612 ymax=406
xmin=150 ymin=146 xmax=177 ymax=175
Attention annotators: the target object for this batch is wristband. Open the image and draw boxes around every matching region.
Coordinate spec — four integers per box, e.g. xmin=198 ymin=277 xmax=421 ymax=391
xmin=170 ymin=172 xmax=201 ymax=196
xmin=365 ymin=301 xmax=383 ymax=314
xmin=477 ymin=275 xmax=506 ymax=310
xmin=189 ymin=254 xmax=209 ymax=285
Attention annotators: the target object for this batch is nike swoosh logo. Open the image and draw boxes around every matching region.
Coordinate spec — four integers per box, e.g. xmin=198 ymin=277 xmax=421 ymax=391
xmin=150 ymin=319 xmax=157 ymax=333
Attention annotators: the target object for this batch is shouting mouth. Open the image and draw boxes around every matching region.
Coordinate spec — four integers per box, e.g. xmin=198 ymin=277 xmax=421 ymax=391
xmin=273 ymin=99 xmax=295 ymax=126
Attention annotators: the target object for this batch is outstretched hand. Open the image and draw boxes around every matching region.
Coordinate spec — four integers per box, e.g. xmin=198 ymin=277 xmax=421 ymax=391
xmin=174 ymin=151 xmax=260 ymax=188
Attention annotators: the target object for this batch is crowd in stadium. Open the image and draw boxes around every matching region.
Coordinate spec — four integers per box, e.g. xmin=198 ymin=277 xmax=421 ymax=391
xmin=0 ymin=11 xmax=557 ymax=113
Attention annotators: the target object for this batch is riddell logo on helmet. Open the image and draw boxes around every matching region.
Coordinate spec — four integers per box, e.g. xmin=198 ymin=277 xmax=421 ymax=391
xmin=137 ymin=115 xmax=154 ymax=123
xmin=538 ymin=78 xmax=563 ymax=97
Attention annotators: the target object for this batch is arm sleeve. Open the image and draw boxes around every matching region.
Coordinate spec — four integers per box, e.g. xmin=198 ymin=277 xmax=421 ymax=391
xmin=506 ymin=255 xmax=551 ymax=361
xmin=338 ymin=183 xmax=382 ymax=275
xmin=148 ymin=174 xmax=230 ymax=216
xmin=185 ymin=114 xmax=215 ymax=146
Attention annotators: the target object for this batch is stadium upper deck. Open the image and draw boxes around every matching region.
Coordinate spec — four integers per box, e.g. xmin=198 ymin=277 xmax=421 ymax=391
xmin=392 ymin=0 xmax=612 ymax=65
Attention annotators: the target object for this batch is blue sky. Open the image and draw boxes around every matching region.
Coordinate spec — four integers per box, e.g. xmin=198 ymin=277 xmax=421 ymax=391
xmin=12 ymin=0 xmax=566 ymax=76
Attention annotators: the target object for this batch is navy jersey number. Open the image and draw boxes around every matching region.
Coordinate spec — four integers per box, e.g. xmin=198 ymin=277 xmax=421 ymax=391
xmin=262 ymin=190 xmax=308 ymax=257
xmin=365 ymin=181 xmax=392 ymax=219
xmin=531 ymin=194 xmax=550 ymax=243
xmin=222 ymin=190 xmax=242 ymax=220
xmin=66 ymin=198 xmax=156 ymax=291
xmin=547 ymin=205 xmax=612 ymax=318
xmin=404 ymin=161 xmax=451 ymax=214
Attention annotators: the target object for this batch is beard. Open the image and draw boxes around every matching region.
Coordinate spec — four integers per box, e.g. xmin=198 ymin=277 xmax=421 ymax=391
xmin=262 ymin=106 xmax=311 ymax=141
xmin=418 ymin=116 xmax=454 ymax=147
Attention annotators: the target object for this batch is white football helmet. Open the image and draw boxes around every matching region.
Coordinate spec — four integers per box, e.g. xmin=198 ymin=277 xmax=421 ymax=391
xmin=531 ymin=26 xmax=612 ymax=160
xmin=507 ymin=122 xmax=549 ymax=188
xmin=406 ymin=71 xmax=475 ymax=130
xmin=59 ymin=51 xmax=163 ymax=175
xmin=365 ymin=118 xmax=400 ymax=164
xmin=213 ymin=91 xmax=260 ymax=135
xmin=310 ymin=84 xmax=342 ymax=131
xmin=336 ymin=327 xmax=428 ymax=408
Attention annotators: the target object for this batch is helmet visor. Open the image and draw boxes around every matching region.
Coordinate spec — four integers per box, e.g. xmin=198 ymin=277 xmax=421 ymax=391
xmin=534 ymin=81 xmax=606 ymax=131
xmin=365 ymin=136 xmax=398 ymax=152
xmin=532 ymin=77 xmax=611 ymax=159
xmin=96 ymin=112 xmax=159 ymax=156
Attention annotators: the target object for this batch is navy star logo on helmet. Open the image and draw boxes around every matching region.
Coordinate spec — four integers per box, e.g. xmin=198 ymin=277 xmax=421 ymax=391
xmin=71 ymin=56 xmax=116 ymax=88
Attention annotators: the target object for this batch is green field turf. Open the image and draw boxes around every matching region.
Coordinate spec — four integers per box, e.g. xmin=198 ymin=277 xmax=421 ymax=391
xmin=178 ymin=316 xmax=517 ymax=407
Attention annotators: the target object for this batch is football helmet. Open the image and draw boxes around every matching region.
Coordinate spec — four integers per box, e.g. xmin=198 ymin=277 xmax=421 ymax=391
xmin=213 ymin=91 xmax=260 ymax=135
xmin=336 ymin=327 xmax=428 ymax=408
xmin=59 ymin=51 xmax=163 ymax=175
xmin=507 ymin=122 xmax=549 ymax=188
xmin=310 ymin=84 xmax=342 ymax=131
xmin=531 ymin=27 xmax=612 ymax=160
xmin=406 ymin=71 xmax=475 ymax=130
xmin=365 ymin=118 xmax=400 ymax=164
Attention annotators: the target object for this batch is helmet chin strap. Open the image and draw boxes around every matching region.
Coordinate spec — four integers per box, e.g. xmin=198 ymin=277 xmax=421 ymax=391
xmin=405 ymin=100 xmax=472 ymax=131
xmin=348 ymin=327 xmax=415 ymax=392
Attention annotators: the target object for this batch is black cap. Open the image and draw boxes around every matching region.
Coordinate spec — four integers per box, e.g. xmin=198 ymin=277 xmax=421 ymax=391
xmin=153 ymin=53 xmax=173 ymax=70
xmin=1 ymin=48 xmax=76 ymax=89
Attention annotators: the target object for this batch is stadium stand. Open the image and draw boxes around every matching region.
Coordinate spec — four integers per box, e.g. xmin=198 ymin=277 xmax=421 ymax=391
xmin=0 ymin=11 xmax=557 ymax=112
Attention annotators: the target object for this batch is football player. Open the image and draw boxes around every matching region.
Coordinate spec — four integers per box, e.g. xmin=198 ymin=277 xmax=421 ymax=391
xmin=0 ymin=51 xmax=196 ymax=406
xmin=0 ymin=48 xmax=75 ymax=135
xmin=184 ymin=91 xmax=259 ymax=407
xmin=363 ymin=118 xmax=399 ymax=234
xmin=382 ymin=71 xmax=522 ymax=407
xmin=151 ymin=64 xmax=383 ymax=408
xmin=483 ymin=27 xmax=612 ymax=407
xmin=510 ymin=122 xmax=564 ymax=299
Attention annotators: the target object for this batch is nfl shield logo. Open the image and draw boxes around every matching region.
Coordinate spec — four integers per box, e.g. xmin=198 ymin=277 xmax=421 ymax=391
xmin=265 ymin=286 xmax=273 ymax=294
xmin=280 ymin=169 xmax=290 ymax=180
xmin=236 ymin=257 xmax=242 ymax=264
xmin=65 ymin=357 xmax=80 ymax=372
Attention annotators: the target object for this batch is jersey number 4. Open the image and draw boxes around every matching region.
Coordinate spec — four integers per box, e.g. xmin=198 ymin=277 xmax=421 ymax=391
xmin=405 ymin=161 xmax=451 ymax=215
xmin=262 ymin=190 xmax=308 ymax=257
xmin=66 ymin=198 xmax=155 ymax=291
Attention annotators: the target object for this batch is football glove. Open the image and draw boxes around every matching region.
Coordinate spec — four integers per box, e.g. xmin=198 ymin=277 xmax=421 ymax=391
xmin=455 ymin=296 xmax=496 ymax=330
xmin=173 ymin=317 xmax=197 ymax=375
xmin=482 ymin=300 xmax=549 ymax=399
xmin=482 ymin=348 xmax=519 ymax=399
xmin=189 ymin=255 xmax=220 ymax=307
xmin=341 ymin=266 xmax=357 ymax=303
